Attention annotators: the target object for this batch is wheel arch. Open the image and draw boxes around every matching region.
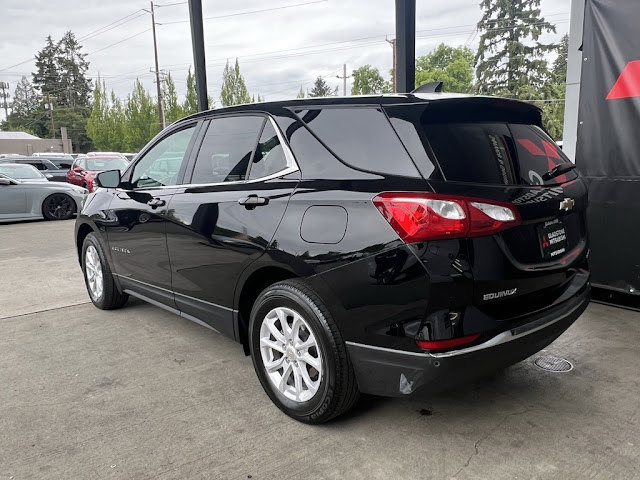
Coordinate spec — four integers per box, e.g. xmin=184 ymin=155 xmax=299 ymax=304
xmin=76 ymin=222 xmax=97 ymax=265
xmin=235 ymin=265 xmax=298 ymax=355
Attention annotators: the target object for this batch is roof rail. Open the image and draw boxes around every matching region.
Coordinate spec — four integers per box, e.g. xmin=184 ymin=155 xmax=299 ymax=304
xmin=411 ymin=81 xmax=444 ymax=94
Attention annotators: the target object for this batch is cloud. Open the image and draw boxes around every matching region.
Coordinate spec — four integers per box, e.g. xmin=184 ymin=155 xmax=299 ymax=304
xmin=0 ymin=0 xmax=571 ymax=120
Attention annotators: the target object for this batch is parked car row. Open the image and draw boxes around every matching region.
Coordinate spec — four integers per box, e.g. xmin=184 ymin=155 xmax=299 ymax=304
xmin=0 ymin=151 xmax=135 ymax=223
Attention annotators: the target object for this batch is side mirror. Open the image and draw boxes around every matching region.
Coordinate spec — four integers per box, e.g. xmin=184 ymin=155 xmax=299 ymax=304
xmin=45 ymin=174 xmax=53 ymax=179
xmin=73 ymin=166 xmax=83 ymax=172
xmin=0 ymin=178 xmax=12 ymax=186
xmin=95 ymin=169 xmax=121 ymax=189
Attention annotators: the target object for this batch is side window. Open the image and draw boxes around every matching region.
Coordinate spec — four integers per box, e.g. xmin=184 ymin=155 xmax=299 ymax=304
xmin=297 ymin=107 xmax=420 ymax=177
xmin=130 ymin=126 xmax=196 ymax=188
xmin=248 ymin=120 xmax=289 ymax=180
xmin=28 ymin=161 xmax=46 ymax=171
xmin=191 ymin=116 xmax=264 ymax=184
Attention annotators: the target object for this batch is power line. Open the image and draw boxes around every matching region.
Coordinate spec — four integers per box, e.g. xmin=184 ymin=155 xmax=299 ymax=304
xmin=78 ymin=10 xmax=146 ymax=41
xmin=86 ymin=29 xmax=152 ymax=56
xmin=157 ymin=0 xmax=328 ymax=25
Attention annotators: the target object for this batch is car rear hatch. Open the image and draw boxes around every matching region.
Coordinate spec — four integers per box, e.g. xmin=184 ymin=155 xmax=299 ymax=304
xmin=383 ymin=97 xmax=589 ymax=323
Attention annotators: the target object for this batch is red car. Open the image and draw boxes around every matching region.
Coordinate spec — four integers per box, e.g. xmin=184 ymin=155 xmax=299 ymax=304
xmin=66 ymin=155 xmax=129 ymax=192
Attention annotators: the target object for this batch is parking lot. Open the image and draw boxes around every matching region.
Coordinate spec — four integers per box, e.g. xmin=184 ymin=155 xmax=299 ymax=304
xmin=0 ymin=220 xmax=638 ymax=479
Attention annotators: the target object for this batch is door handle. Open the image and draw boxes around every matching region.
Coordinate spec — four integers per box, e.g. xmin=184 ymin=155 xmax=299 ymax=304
xmin=238 ymin=195 xmax=269 ymax=209
xmin=147 ymin=198 xmax=166 ymax=208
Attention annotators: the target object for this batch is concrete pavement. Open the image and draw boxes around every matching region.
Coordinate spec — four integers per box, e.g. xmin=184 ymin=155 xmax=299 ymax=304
xmin=1 ymin=220 xmax=639 ymax=479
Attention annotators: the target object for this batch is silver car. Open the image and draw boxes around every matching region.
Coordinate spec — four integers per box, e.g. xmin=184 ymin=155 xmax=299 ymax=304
xmin=0 ymin=162 xmax=50 ymax=183
xmin=0 ymin=172 xmax=87 ymax=223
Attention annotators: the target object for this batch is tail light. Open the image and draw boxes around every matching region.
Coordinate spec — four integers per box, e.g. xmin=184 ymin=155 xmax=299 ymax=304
xmin=373 ymin=192 xmax=521 ymax=242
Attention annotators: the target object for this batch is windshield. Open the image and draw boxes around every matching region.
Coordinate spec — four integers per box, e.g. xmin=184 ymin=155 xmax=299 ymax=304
xmin=0 ymin=164 xmax=45 ymax=179
xmin=85 ymin=157 xmax=129 ymax=171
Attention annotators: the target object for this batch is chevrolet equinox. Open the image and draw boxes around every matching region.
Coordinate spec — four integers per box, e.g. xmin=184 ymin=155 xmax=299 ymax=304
xmin=75 ymin=93 xmax=590 ymax=423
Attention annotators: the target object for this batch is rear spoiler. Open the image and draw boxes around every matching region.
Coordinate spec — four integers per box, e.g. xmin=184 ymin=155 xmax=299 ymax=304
xmin=414 ymin=96 xmax=543 ymax=127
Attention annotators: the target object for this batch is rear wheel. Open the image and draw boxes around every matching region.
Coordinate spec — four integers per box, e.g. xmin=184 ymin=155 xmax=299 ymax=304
xmin=42 ymin=193 xmax=75 ymax=220
xmin=82 ymin=233 xmax=128 ymax=310
xmin=249 ymin=279 xmax=359 ymax=424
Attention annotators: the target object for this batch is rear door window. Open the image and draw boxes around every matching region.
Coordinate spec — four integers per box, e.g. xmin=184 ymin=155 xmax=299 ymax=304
xmin=248 ymin=120 xmax=290 ymax=180
xmin=191 ymin=115 xmax=264 ymax=184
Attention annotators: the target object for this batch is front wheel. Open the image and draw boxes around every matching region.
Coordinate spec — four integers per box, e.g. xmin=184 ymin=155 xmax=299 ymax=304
xmin=249 ymin=280 xmax=359 ymax=424
xmin=42 ymin=193 xmax=75 ymax=220
xmin=82 ymin=233 xmax=129 ymax=310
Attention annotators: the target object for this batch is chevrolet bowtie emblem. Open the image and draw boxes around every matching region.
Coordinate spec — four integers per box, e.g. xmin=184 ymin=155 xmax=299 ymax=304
xmin=559 ymin=198 xmax=575 ymax=211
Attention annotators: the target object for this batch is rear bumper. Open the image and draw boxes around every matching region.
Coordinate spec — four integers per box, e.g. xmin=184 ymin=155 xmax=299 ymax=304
xmin=346 ymin=282 xmax=590 ymax=397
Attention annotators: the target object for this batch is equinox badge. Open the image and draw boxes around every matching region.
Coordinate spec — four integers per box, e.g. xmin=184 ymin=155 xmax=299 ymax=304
xmin=559 ymin=198 xmax=575 ymax=212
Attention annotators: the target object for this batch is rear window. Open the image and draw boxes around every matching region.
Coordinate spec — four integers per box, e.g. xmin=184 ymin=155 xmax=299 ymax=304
xmin=425 ymin=122 xmax=576 ymax=186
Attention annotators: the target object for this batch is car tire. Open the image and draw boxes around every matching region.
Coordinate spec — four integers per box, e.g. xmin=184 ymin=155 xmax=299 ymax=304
xmin=42 ymin=193 xmax=76 ymax=221
xmin=82 ymin=233 xmax=129 ymax=310
xmin=249 ymin=279 xmax=359 ymax=424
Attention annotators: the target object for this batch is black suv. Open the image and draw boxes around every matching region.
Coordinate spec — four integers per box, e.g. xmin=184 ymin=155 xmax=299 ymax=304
xmin=75 ymin=94 xmax=590 ymax=423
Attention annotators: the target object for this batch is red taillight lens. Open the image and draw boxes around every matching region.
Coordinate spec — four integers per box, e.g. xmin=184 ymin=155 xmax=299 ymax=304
xmin=373 ymin=192 xmax=520 ymax=242
xmin=416 ymin=333 xmax=481 ymax=351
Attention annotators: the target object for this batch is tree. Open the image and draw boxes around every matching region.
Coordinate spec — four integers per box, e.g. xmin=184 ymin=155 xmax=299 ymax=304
xmin=55 ymin=31 xmax=92 ymax=109
xmin=183 ymin=68 xmax=198 ymax=116
xmin=162 ymin=72 xmax=184 ymax=123
xmin=32 ymin=36 xmax=59 ymax=99
xmin=220 ymin=59 xmax=251 ymax=107
xmin=296 ymin=86 xmax=305 ymax=99
xmin=540 ymin=34 xmax=569 ymax=139
xmin=351 ymin=65 xmax=390 ymax=95
xmin=86 ymin=80 xmax=109 ymax=149
xmin=475 ymin=0 xmax=557 ymax=97
xmin=308 ymin=77 xmax=336 ymax=97
xmin=415 ymin=44 xmax=475 ymax=93
xmin=123 ymin=79 xmax=160 ymax=151
xmin=11 ymin=76 xmax=39 ymax=117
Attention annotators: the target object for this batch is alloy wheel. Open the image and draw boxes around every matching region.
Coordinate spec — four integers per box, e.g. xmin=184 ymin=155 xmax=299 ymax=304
xmin=45 ymin=194 xmax=73 ymax=219
xmin=259 ymin=306 xmax=323 ymax=403
xmin=85 ymin=245 xmax=104 ymax=300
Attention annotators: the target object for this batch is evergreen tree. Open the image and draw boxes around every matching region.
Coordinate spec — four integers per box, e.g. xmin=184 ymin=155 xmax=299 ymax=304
xmin=308 ymin=77 xmax=336 ymax=97
xmin=32 ymin=36 xmax=60 ymax=98
xmin=351 ymin=65 xmax=390 ymax=95
xmin=10 ymin=76 xmax=39 ymax=117
xmin=296 ymin=86 xmax=305 ymax=99
xmin=55 ymin=31 xmax=92 ymax=109
xmin=415 ymin=44 xmax=475 ymax=93
xmin=475 ymin=0 xmax=556 ymax=97
xmin=220 ymin=59 xmax=251 ymax=107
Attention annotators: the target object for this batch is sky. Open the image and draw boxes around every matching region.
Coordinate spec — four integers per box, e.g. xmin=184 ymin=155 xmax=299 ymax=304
xmin=0 ymin=0 xmax=572 ymax=119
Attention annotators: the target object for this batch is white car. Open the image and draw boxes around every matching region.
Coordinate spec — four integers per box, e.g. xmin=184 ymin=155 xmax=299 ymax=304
xmin=0 ymin=172 xmax=87 ymax=222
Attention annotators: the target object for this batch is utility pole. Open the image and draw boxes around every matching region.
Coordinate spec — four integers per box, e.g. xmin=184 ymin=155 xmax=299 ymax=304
xmin=46 ymin=92 xmax=55 ymax=139
xmin=150 ymin=1 xmax=166 ymax=129
xmin=336 ymin=64 xmax=351 ymax=96
xmin=0 ymin=82 xmax=9 ymax=118
xmin=386 ymin=37 xmax=397 ymax=93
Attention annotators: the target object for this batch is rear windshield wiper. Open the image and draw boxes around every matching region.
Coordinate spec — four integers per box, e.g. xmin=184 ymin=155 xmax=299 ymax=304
xmin=542 ymin=163 xmax=576 ymax=181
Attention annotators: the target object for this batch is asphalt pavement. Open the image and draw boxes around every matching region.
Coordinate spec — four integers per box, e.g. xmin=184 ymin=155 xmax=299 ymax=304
xmin=1 ymin=220 xmax=639 ymax=479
